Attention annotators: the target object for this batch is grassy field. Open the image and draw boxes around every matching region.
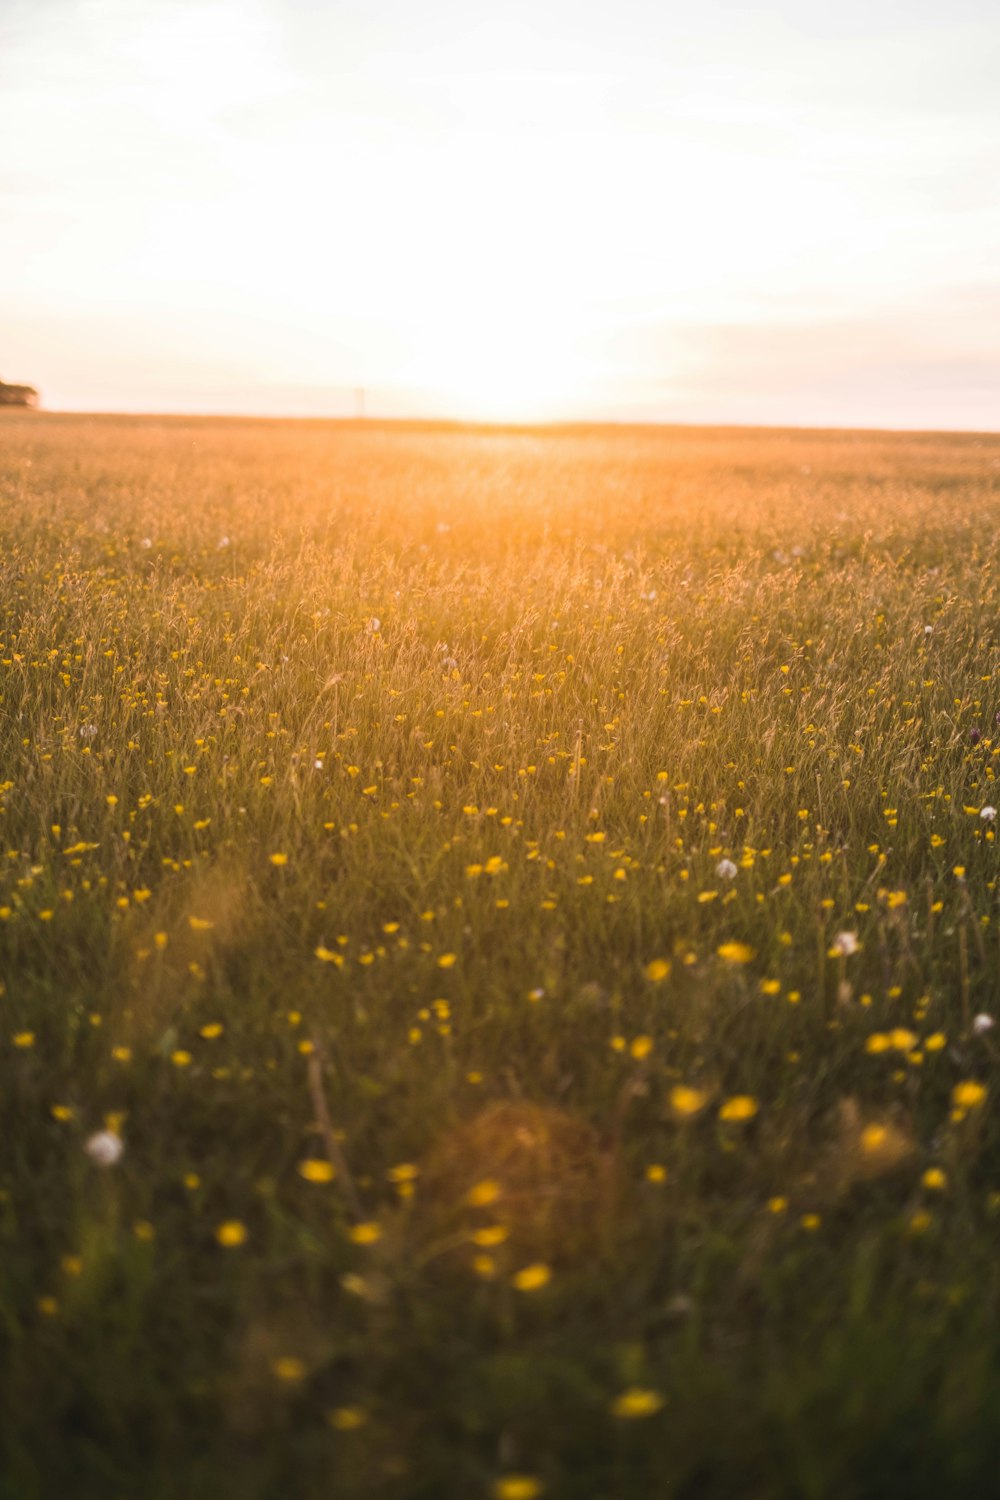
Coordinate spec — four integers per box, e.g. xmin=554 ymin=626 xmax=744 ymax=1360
xmin=2 ymin=412 xmax=1000 ymax=1499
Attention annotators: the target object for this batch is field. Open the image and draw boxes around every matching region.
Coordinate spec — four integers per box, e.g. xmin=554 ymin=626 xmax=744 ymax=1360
xmin=3 ymin=413 xmax=1000 ymax=1500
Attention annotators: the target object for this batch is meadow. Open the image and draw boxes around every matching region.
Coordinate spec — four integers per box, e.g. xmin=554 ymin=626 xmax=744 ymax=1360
xmin=2 ymin=411 xmax=1000 ymax=1499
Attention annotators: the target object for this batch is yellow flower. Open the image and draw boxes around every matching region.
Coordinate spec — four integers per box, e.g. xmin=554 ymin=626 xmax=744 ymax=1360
xmin=767 ymin=1196 xmax=789 ymax=1214
xmin=922 ymin=1168 xmax=947 ymax=1191
xmin=645 ymin=958 xmax=671 ymax=982
xmin=630 ymin=1035 xmax=654 ymax=1061
xmin=719 ymin=1095 xmax=759 ymax=1123
xmin=645 ymin=1164 xmax=667 ymax=1184
xmin=171 ymin=1049 xmax=192 ymax=1067
xmin=492 ymin=1476 xmax=544 ymax=1500
xmin=50 ymin=1104 xmax=74 ymax=1122
xmin=12 ymin=1032 xmax=35 ymax=1049
xmin=298 ymin=1158 xmax=336 ymax=1184
xmin=611 ymin=1386 xmax=665 ymax=1419
xmin=717 ymin=942 xmax=755 ymax=965
xmin=269 ymin=852 xmax=288 ymax=866
xmin=466 ymin=1178 xmax=501 ymax=1207
xmin=328 ymin=1406 xmax=368 ymax=1431
xmin=952 ymin=1080 xmax=987 ymax=1110
xmin=512 ymin=1262 xmax=551 ymax=1292
xmin=437 ymin=952 xmax=457 ymax=968
xmin=200 ymin=1022 xmax=223 ymax=1039
xmin=188 ymin=916 xmax=214 ymax=932
xmin=315 ymin=945 xmax=344 ymax=965
xmin=472 ymin=1224 xmax=509 ymax=1247
xmin=215 ymin=1220 xmax=248 ymax=1248
xmin=387 ymin=1162 xmax=419 ymax=1183
xmin=272 ymin=1356 xmax=306 ymax=1382
xmin=669 ymin=1085 xmax=709 ymax=1118
xmin=800 ymin=1213 xmax=821 ymax=1231
xmin=349 ymin=1221 xmax=382 ymax=1245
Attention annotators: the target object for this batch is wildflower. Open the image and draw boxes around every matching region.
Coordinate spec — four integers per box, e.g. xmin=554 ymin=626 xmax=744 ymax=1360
xmin=719 ymin=1095 xmax=758 ymax=1123
xmin=715 ymin=858 xmax=738 ymax=881
xmin=800 ymin=1213 xmax=821 ymax=1231
xmin=922 ymin=1168 xmax=947 ymax=1191
xmin=328 ymin=1406 xmax=368 ymax=1431
xmin=84 ymin=1129 xmax=124 ymax=1167
xmin=466 ymin=1178 xmax=501 ymax=1207
xmin=952 ymin=1081 xmax=987 ymax=1110
xmin=981 ymin=806 xmax=997 ymax=822
xmin=717 ymin=941 xmax=755 ymax=964
xmin=171 ymin=1050 xmax=192 ymax=1068
xmin=315 ymin=945 xmax=344 ymax=965
xmin=472 ymin=1224 xmax=509 ymax=1247
xmin=298 ymin=1158 xmax=336 ymax=1183
xmin=269 ymin=852 xmax=288 ymax=867
xmin=631 ymin=1035 xmax=653 ymax=1061
xmin=272 ymin=1356 xmax=306 ymax=1382
xmin=972 ymin=1013 xmax=995 ymax=1036
xmin=669 ymin=1085 xmax=709 ymax=1118
xmin=645 ymin=958 xmax=670 ymax=982
xmin=437 ymin=952 xmax=457 ymax=968
xmin=349 ymin=1221 xmax=382 ymax=1245
xmin=12 ymin=1031 xmax=35 ymax=1048
xmin=492 ymin=1477 xmax=544 ymax=1500
xmin=831 ymin=931 xmax=859 ymax=956
xmin=512 ymin=1262 xmax=551 ymax=1292
xmin=215 ymin=1220 xmax=248 ymax=1247
xmin=909 ymin=1210 xmax=932 ymax=1235
xmin=767 ymin=1196 xmax=789 ymax=1214
xmin=611 ymin=1387 xmax=664 ymax=1419
xmin=645 ymin=1164 xmax=667 ymax=1184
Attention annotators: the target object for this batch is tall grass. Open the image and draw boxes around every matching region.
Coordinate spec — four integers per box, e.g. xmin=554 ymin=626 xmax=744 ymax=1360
xmin=2 ymin=413 xmax=1000 ymax=1498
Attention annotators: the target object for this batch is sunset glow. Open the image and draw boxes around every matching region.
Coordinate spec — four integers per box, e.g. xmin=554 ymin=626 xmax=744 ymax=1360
xmin=2 ymin=0 xmax=998 ymax=426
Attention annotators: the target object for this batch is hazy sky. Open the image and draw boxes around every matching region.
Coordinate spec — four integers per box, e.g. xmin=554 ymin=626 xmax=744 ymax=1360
xmin=2 ymin=0 xmax=998 ymax=426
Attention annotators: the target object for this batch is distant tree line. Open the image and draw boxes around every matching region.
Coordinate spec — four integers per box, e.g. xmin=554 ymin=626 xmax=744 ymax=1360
xmin=0 ymin=380 xmax=39 ymax=407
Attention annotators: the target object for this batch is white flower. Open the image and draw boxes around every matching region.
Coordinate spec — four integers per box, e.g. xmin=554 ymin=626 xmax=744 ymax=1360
xmin=972 ymin=1013 xmax=995 ymax=1036
xmin=217 ymin=535 xmax=230 ymax=549
xmin=368 ymin=617 xmax=381 ymax=633
xmin=141 ymin=537 xmax=152 ymax=549
xmin=832 ymin=931 xmax=859 ymax=956
xmin=715 ymin=858 xmax=738 ymax=881
xmin=313 ymin=758 xmax=324 ymax=770
xmin=78 ymin=723 xmax=98 ymax=740
xmin=84 ymin=1130 xmax=124 ymax=1167
xmin=924 ymin=624 xmax=933 ymax=635
xmin=980 ymin=806 xmax=997 ymax=822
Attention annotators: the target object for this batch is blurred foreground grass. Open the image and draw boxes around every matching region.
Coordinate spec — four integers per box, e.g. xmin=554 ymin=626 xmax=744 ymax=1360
xmin=2 ymin=413 xmax=1000 ymax=1498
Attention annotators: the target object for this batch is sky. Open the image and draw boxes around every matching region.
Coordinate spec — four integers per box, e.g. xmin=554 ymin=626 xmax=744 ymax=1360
xmin=1 ymin=0 xmax=998 ymax=428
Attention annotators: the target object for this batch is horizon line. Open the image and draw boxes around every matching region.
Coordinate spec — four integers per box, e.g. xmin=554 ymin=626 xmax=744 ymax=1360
xmin=5 ymin=408 xmax=999 ymax=440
